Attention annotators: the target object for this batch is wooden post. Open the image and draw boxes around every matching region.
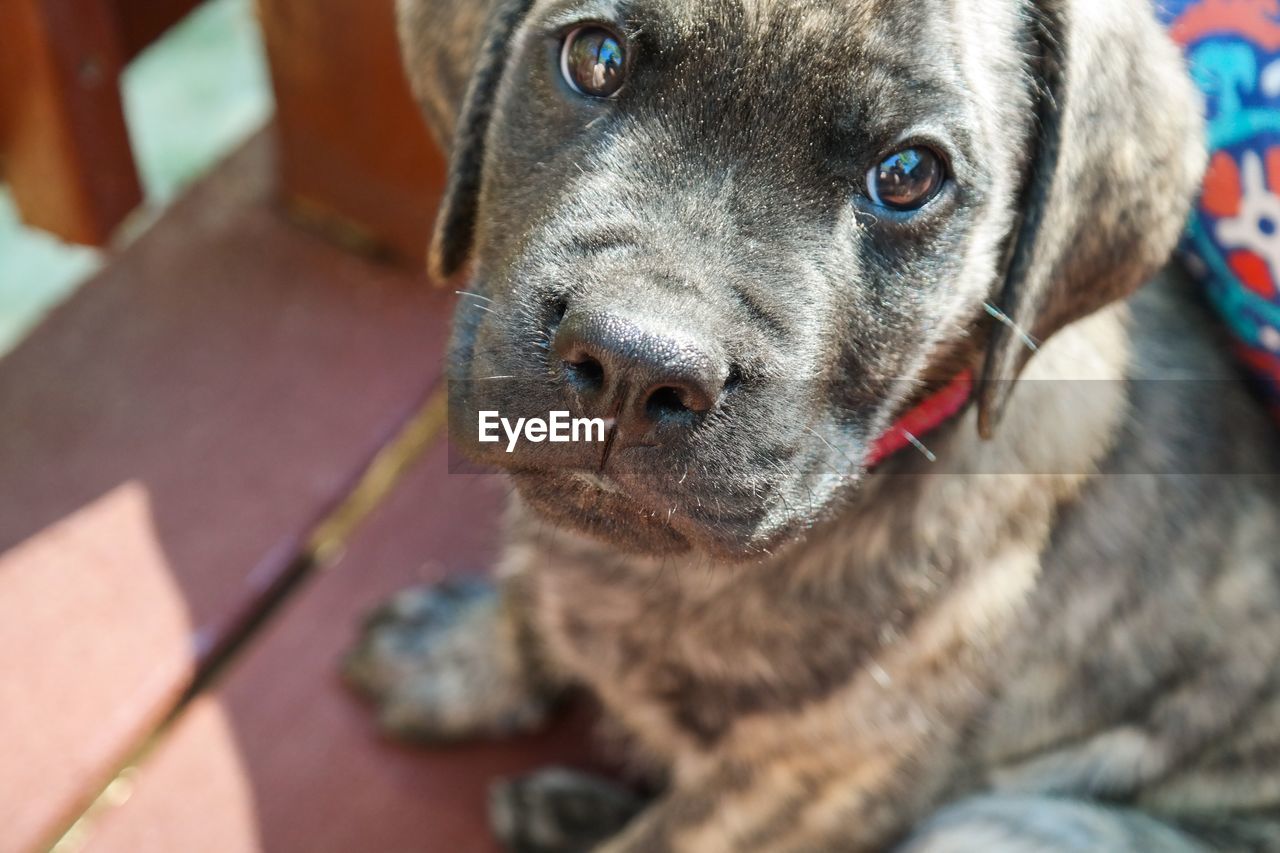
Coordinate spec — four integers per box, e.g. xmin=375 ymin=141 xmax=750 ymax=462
xmin=0 ymin=0 xmax=144 ymax=245
xmin=257 ymin=0 xmax=446 ymax=264
xmin=110 ymin=0 xmax=202 ymax=61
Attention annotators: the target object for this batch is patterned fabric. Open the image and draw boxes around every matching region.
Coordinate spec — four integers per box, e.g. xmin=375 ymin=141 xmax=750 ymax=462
xmin=1158 ymin=0 xmax=1280 ymax=420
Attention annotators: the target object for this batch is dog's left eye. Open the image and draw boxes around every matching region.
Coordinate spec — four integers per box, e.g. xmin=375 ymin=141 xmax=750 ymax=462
xmin=561 ymin=26 xmax=627 ymax=98
xmin=866 ymin=147 xmax=945 ymax=211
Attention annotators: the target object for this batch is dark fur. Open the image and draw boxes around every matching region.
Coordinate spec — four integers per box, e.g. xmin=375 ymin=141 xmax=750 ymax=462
xmin=344 ymin=0 xmax=1280 ymax=849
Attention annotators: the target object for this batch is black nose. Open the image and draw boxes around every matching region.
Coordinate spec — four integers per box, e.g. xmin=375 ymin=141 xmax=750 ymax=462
xmin=553 ymin=308 xmax=728 ymax=429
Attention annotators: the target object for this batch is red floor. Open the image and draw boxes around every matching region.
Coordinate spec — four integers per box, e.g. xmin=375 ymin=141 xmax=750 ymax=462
xmin=0 ymin=130 xmax=593 ymax=853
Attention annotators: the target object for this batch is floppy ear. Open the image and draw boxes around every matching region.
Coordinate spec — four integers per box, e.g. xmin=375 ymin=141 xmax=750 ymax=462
xmin=396 ymin=0 xmax=536 ymax=281
xmin=976 ymin=0 xmax=1206 ymax=437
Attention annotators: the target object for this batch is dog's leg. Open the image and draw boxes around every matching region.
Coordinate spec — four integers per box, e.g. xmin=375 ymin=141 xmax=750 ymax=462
xmin=489 ymin=767 xmax=647 ymax=853
xmin=343 ymin=575 xmax=562 ymax=741
xmin=591 ymin=759 xmax=926 ymax=853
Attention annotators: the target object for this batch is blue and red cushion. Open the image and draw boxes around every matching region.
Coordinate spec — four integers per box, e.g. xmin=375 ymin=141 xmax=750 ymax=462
xmin=1158 ymin=0 xmax=1280 ymax=420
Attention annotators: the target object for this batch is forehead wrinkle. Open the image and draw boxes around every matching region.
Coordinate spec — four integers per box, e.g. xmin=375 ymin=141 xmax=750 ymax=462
xmin=643 ymin=0 xmax=972 ymax=102
xmin=637 ymin=0 xmax=882 ymax=46
xmin=737 ymin=0 xmax=901 ymax=33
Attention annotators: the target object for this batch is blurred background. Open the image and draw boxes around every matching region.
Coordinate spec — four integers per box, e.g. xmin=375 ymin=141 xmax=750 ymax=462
xmin=0 ymin=0 xmax=270 ymax=354
xmin=0 ymin=2 xmax=592 ymax=851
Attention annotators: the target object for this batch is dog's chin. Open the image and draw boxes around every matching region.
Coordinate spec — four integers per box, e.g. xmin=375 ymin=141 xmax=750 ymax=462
xmin=511 ymin=470 xmax=691 ymax=555
xmin=509 ymin=469 xmax=801 ymax=561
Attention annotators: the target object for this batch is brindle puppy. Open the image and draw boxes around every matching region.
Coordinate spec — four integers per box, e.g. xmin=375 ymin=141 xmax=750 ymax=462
xmin=345 ymin=0 xmax=1280 ymax=849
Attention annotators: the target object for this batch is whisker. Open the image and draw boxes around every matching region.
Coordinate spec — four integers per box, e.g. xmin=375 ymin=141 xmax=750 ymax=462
xmin=902 ymin=430 xmax=937 ymax=463
xmin=984 ymin=301 xmax=1039 ymax=352
xmin=455 ymin=290 xmax=494 ymax=303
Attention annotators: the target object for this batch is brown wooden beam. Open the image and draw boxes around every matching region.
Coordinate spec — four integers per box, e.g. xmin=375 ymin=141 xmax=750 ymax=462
xmin=257 ymin=0 xmax=445 ymax=264
xmin=110 ymin=0 xmax=204 ymax=61
xmin=0 ymin=0 xmax=143 ymax=245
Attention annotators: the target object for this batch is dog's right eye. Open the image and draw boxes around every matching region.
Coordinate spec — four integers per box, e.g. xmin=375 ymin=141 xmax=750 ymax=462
xmin=561 ymin=26 xmax=627 ymax=98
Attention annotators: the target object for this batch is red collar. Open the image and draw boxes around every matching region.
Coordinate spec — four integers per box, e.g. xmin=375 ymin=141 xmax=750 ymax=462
xmin=865 ymin=370 xmax=974 ymax=468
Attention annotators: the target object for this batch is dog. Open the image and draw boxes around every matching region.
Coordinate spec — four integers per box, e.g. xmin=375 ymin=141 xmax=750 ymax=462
xmin=344 ymin=0 xmax=1280 ymax=849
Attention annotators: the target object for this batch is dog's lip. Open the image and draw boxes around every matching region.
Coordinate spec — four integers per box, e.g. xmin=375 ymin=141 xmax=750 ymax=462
xmin=524 ymin=451 xmax=784 ymax=526
xmin=512 ymin=465 xmax=796 ymax=560
xmin=512 ymin=468 xmax=691 ymax=553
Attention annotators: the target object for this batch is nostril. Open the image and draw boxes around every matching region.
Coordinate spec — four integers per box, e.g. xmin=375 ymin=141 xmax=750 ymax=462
xmin=564 ymin=354 xmax=605 ymax=393
xmin=645 ymin=385 xmax=692 ymax=421
xmin=551 ymin=297 xmax=569 ymax=322
xmin=725 ymin=364 xmax=744 ymax=392
xmin=546 ymin=297 xmax=570 ymax=337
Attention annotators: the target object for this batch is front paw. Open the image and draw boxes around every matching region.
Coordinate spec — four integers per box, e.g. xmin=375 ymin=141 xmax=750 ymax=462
xmin=343 ymin=577 xmax=557 ymax=741
xmin=490 ymin=768 xmax=644 ymax=853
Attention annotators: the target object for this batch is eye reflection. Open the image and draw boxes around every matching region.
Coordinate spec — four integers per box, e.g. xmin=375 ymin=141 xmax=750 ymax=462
xmin=562 ymin=27 xmax=627 ymax=98
xmin=866 ymin=147 xmax=945 ymax=212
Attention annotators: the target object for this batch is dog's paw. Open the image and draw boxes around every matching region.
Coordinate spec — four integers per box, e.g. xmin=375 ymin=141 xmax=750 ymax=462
xmin=342 ymin=577 xmax=556 ymax=742
xmin=490 ymin=768 xmax=644 ymax=853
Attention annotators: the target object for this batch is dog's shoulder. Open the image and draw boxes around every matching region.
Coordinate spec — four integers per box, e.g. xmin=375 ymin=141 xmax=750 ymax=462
xmin=972 ymin=265 xmax=1280 ymax=805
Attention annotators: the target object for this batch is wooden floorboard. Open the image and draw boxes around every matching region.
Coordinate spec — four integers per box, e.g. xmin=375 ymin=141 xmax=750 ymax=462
xmin=0 ymin=128 xmax=454 ymax=852
xmin=78 ymin=441 xmax=599 ymax=853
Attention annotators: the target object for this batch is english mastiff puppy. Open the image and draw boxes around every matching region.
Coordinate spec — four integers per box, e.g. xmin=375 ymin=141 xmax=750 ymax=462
xmin=346 ymin=0 xmax=1280 ymax=849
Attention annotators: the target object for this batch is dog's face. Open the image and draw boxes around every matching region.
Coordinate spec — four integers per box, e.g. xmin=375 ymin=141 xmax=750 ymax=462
xmin=414 ymin=0 xmax=1203 ymax=559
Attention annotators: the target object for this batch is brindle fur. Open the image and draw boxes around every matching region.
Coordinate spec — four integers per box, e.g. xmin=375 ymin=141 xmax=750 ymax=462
xmin=344 ymin=0 xmax=1280 ymax=849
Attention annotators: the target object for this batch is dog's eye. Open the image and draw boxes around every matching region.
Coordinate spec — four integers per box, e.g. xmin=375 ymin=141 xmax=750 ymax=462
xmin=866 ymin=147 xmax=944 ymax=211
xmin=561 ymin=26 xmax=626 ymax=98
